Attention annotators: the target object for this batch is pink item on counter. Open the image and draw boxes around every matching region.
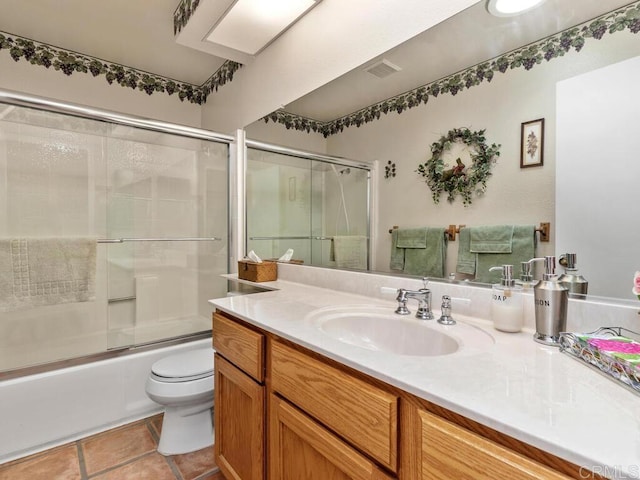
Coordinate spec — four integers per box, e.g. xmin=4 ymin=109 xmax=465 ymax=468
xmin=588 ymin=338 xmax=640 ymax=354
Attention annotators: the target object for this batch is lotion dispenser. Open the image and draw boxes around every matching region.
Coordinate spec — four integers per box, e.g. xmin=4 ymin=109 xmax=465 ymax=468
xmin=488 ymin=264 xmax=524 ymax=332
xmin=527 ymin=256 xmax=569 ymax=346
xmin=558 ymin=253 xmax=588 ymax=296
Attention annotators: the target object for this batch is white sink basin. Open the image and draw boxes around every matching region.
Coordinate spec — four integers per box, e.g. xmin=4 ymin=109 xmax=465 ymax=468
xmin=305 ymin=305 xmax=494 ymax=357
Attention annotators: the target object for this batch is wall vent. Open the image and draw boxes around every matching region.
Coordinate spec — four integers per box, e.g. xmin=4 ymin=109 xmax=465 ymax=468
xmin=364 ymin=59 xmax=402 ymax=78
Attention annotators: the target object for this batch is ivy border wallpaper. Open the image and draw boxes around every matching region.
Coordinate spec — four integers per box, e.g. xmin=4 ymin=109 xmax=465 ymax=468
xmin=0 ymin=30 xmax=241 ymax=106
xmin=1 ymin=1 xmax=638 ymax=123
xmin=262 ymin=1 xmax=640 ymax=137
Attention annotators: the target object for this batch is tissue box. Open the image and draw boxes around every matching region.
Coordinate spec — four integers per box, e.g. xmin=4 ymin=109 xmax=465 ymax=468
xmin=237 ymin=260 xmax=277 ymax=282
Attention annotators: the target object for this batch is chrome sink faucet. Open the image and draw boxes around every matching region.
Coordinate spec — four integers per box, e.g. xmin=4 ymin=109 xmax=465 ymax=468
xmin=395 ymin=279 xmax=433 ymax=320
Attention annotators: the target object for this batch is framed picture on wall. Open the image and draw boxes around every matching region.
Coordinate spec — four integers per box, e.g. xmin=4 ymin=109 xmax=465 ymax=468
xmin=520 ymin=118 xmax=544 ymax=168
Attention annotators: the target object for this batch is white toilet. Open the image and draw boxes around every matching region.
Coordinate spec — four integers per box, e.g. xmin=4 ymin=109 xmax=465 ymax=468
xmin=145 ymin=347 xmax=215 ymax=455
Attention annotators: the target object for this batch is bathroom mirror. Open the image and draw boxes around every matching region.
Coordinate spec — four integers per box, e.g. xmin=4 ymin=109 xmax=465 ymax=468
xmin=245 ymin=0 xmax=640 ymax=302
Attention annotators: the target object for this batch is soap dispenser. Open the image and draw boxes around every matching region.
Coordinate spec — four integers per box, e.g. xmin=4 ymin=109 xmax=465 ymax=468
xmin=517 ymin=260 xmax=538 ymax=291
xmin=528 ymin=256 xmax=569 ymax=346
xmin=488 ymin=265 xmax=524 ymax=333
xmin=558 ymin=253 xmax=588 ymax=296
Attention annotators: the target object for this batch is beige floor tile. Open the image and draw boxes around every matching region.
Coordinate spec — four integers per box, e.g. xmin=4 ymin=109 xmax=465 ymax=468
xmin=172 ymin=446 xmax=217 ymax=480
xmin=91 ymin=453 xmax=175 ymax=480
xmin=81 ymin=422 xmax=157 ymax=475
xmin=0 ymin=444 xmax=81 ymax=480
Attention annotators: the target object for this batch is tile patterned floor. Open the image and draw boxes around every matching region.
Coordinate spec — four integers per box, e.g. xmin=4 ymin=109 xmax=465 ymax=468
xmin=0 ymin=414 xmax=225 ymax=480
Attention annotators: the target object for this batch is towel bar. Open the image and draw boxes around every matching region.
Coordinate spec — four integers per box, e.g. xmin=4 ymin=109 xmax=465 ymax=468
xmin=97 ymin=237 xmax=221 ymax=243
xmin=388 ymin=222 xmax=550 ymax=243
xmin=388 ymin=225 xmax=459 ymax=241
xmin=249 ymin=236 xmax=334 ymax=241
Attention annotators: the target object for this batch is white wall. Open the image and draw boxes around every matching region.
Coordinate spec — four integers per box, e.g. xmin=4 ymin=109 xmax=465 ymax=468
xmin=324 ymin=31 xmax=640 ymax=278
xmin=557 ymin=54 xmax=640 ymax=298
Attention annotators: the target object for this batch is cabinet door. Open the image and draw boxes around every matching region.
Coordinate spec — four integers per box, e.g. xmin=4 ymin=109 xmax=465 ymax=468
xmin=269 ymin=394 xmax=393 ymax=480
xmin=214 ymin=354 xmax=264 ymax=480
xmin=416 ymin=409 xmax=570 ymax=480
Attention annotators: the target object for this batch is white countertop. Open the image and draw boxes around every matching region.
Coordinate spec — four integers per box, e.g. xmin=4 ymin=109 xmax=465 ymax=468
xmin=211 ymin=272 xmax=640 ymax=478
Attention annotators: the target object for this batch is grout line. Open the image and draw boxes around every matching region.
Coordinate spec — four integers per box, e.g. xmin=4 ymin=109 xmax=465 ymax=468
xmin=145 ymin=417 xmax=161 ymax=443
xmin=85 ymin=451 xmax=157 ymax=479
xmin=194 ymin=465 xmax=221 ymax=480
xmin=165 ymin=455 xmax=185 ymax=480
xmin=76 ymin=441 xmax=89 ymax=480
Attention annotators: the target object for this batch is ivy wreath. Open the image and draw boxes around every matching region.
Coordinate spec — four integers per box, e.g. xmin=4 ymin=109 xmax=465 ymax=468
xmin=417 ymin=127 xmax=500 ymax=206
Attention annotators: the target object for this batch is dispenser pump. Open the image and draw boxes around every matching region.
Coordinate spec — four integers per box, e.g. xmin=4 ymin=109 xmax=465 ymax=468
xmin=540 ymin=256 xmax=557 ymax=280
xmin=489 ymin=264 xmax=516 ymax=287
xmin=520 ymin=261 xmax=533 ymax=283
xmin=558 ymin=253 xmax=588 ymax=296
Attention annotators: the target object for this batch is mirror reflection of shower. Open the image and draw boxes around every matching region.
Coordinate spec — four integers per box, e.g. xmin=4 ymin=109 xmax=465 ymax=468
xmin=246 ymin=146 xmax=370 ymax=269
xmin=331 ymin=164 xmax=351 ymax=235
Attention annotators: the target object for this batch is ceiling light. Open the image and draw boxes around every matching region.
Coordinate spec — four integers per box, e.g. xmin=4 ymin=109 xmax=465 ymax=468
xmin=206 ymin=0 xmax=319 ymax=56
xmin=486 ymin=0 xmax=546 ymax=17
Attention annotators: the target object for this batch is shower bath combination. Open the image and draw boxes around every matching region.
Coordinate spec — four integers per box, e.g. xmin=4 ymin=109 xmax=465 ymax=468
xmin=245 ymin=146 xmax=370 ymax=268
xmin=0 ymin=90 xmax=231 ymax=374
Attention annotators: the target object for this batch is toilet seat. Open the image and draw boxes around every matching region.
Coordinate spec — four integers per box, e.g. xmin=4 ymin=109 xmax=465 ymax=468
xmin=150 ymin=347 xmax=214 ymax=383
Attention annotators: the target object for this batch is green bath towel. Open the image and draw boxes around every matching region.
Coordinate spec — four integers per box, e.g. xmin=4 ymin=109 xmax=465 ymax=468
xmin=456 ymin=227 xmax=476 ymax=275
xmin=390 ymin=229 xmax=405 ymax=271
xmin=474 ymin=225 xmax=536 ymax=284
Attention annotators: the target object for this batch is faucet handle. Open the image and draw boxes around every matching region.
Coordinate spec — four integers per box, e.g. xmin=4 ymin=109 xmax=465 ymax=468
xmin=438 ymin=295 xmax=456 ymax=325
xmin=422 ymin=277 xmax=430 ymax=289
xmin=395 ymin=288 xmax=410 ymax=315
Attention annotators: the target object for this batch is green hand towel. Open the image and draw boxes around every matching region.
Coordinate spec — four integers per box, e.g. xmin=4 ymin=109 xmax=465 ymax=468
xmin=474 ymin=225 xmax=536 ymax=284
xmin=456 ymin=227 xmax=476 ymax=275
xmin=469 ymin=225 xmax=514 ymax=253
xmin=396 ymin=228 xmax=427 ymax=248
xmin=403 ymin=227 xmax=447 ymax=278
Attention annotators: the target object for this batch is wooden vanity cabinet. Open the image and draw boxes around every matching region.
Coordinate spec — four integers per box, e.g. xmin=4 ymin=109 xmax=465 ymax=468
xmin=213 ymin=310 xmax=592 ymax=480
xmin=213 ymin=312 xmax=265 ymax=480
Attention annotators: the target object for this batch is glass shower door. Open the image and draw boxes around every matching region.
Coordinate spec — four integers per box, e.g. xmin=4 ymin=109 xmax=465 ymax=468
xmin=246 ymin=147 xmax=370 ymax=269
xmin=105 ymin=128 xmax=228 ymax=349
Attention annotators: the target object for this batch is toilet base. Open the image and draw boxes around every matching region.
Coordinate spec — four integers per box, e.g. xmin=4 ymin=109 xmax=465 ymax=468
xmin=157 ymin=405 xmax=214 ymax=456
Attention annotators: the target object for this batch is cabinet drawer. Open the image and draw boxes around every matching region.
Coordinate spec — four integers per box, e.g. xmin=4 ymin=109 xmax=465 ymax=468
xmin=418 ymin=410 xmax=571 ymax=480
xmin=213 ymin=312 xmax=264 ymax=382
xmin=271 ymin=340 xmax=398 ymax=472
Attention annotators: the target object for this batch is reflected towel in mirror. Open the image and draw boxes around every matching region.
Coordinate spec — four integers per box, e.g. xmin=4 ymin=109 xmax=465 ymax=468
xmin=390 ymin=227 xmax=447 ymax=277
xmin=333 ymin=235 xmax=368 ymax=270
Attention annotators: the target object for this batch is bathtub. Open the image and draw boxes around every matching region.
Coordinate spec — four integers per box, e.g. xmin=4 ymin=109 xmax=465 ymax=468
xmin=0 ymin=337 xmax=212 ymax=464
